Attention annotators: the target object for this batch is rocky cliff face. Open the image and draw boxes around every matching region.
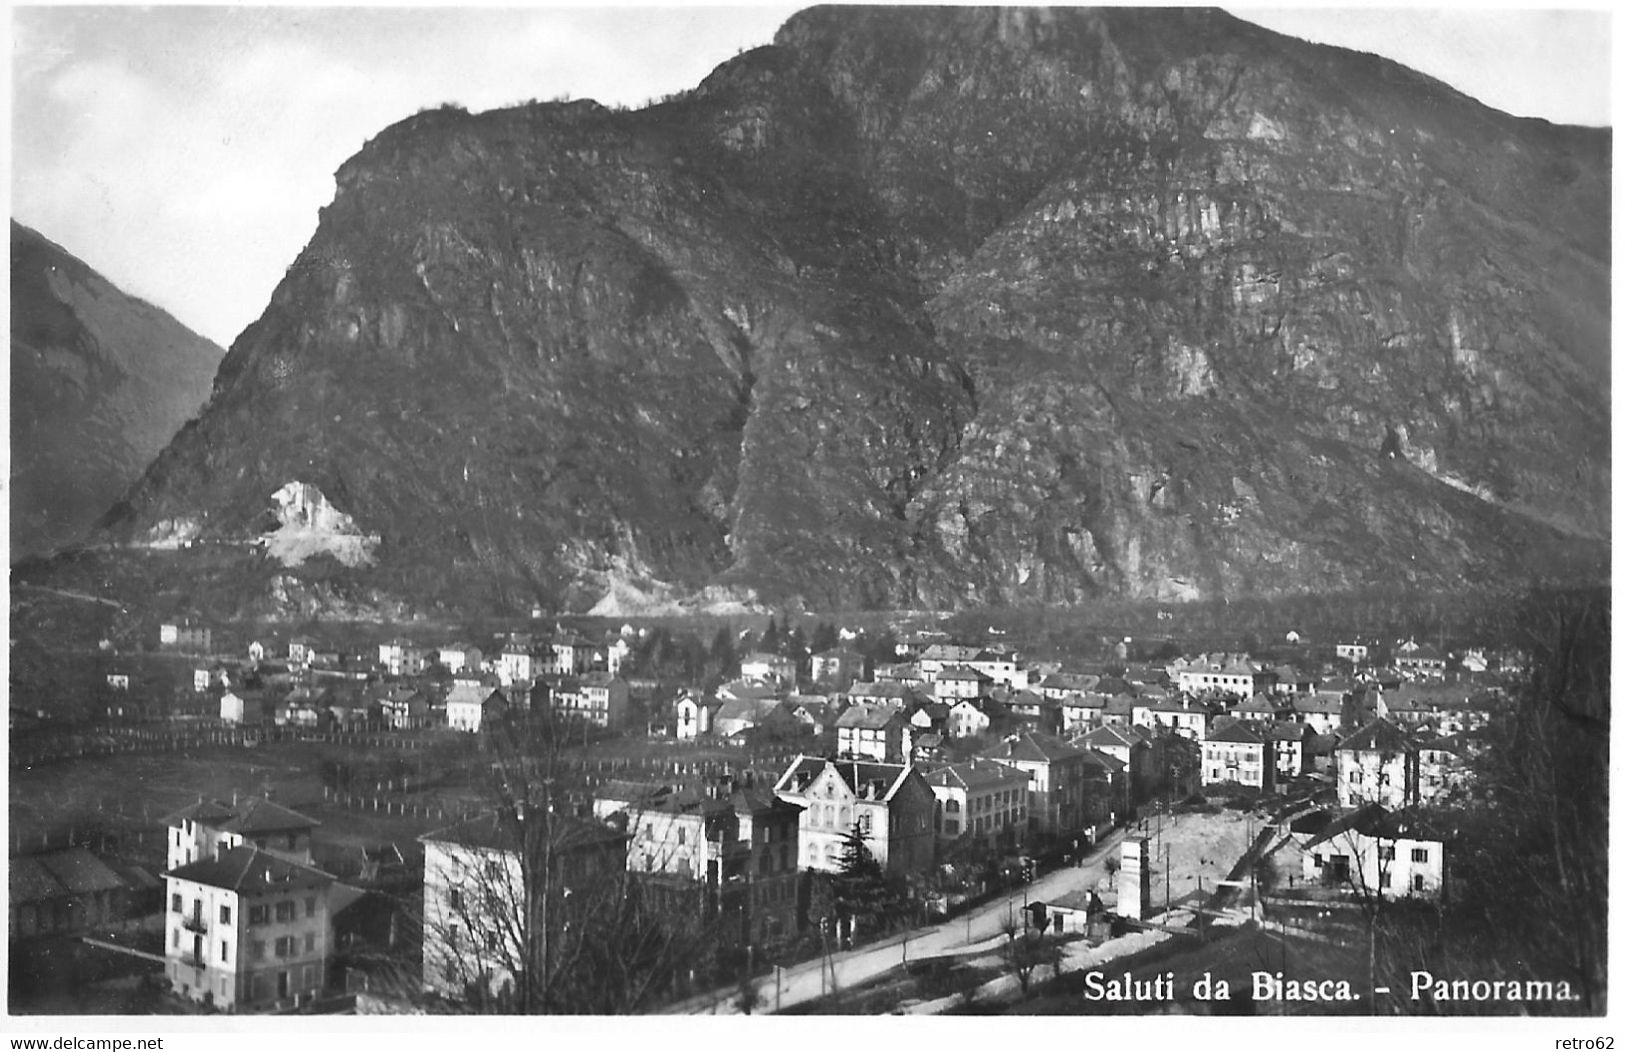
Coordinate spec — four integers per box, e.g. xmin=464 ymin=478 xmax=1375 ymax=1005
xmin=10 ymin=221 xmax=223 ymax=561
xmin=87 ymin=7 xmax=1609 ymax=615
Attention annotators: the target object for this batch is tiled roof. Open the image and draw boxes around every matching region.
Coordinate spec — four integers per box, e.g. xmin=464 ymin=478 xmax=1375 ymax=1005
xmin=777 ymin=757 xmax=913 ymax=802
xmin=11 ymin=848 xmax=127 ymax=903
xmin=1075 ymin=725 xmax=1136 ymax=750
xmin=1206 ymin=720 xmax=1265 ymax=745
xmin=716 ymin=696 xmax=785 ymax=724
xmin=1268 ymin=722 xmax=1309 ymax=741
xmin=1303 ymin=805 xmax=1446 ymax=848
xmin=159 ymin=799 xmax=238 ymax=828
xmin=979 ymin=731 xmax=1088 ymax=765
xmin=221 ymin=797 xmax=321 ymax=835
xmin=849 ymin=681 xmax=916 ymax=699
xmin=1338 ymin=718 xmax=1417 ymax=753
xmin=924 ymin=759 xmax=1032 ymax=791
xmin=164 ymin=846 xmax=333 ymax=893
xmin=1042 ymin=673 xmax=1101 ymax=692
xmin=1080 ymin=749 xmax=1126 ymax=773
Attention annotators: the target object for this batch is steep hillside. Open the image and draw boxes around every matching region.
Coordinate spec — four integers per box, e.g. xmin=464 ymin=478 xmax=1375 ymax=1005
xmin=10 ymin=221 xmax=224 ymax=561
xmin=72 ymin=7 xmax=1608 ymax=616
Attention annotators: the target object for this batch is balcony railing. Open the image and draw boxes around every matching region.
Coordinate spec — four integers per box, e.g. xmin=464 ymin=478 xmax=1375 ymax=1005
xmin=181 ymin=951 xmax=206 ymax=970
xmin=181 ymin=914 xmax=208 ymax=934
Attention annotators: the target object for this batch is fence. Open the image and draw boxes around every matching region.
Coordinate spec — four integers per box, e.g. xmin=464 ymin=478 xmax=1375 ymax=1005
xmin=319 ymin=786 xmax=479 ymax=824
xmin=11 ymin=723 xmax=435 ymax=768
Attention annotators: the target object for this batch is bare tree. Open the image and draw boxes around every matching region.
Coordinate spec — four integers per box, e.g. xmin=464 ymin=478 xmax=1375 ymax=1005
xmin=418 ymin=704 xmax=723 ymax=1012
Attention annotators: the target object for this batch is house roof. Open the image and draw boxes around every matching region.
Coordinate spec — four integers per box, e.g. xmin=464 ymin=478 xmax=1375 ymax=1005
xmin=1338 ymin=718 xmax=1417 ymax=754
xmin=1206 ymin=720 xmax=1265 ymax=745
xmin=159 ymin=799 xmax=239 ymax=828
xmin=924 ymin=759 xmax=1032 ymax=792
xmin=919 ymin=644 xmax=981 ymax=662
xmin=11 ymin=848 xmax=128 ymax=904
xmin=1233 ymin=693 xmax=1279 ymax=714
xmin=1303 ymin=804 xmax=1445 ymax=848
xmin=1268 ymin=722 xmax=1309 ymax=742
xmin=717 ymin=680 xmax=781 ymax=703
xmin=1102 ymin=693 xmax=1136 ymax=715
xmin=164 ymin=846 xmax=333 ymax=893
xmin=837 ymin=702 xmax=905 ymax=729
xmin=774 ymin=756 xmax=915 ymax=803
xmin=1079 ymin=749 xmax=1127 ymax=774
xmin=446 ymin=681 xmax=500 ymax=708
xmin=716 ymin=695 xmax=786 ymax=724
xmin=1075 ymin=725 xmax=1138 ymax=750
xmin=979 ymin=731 xmax=1089 ymax=765
xmin=1041 ymin=673 xmax=1101 ymax=693
xmin=222 ymin=797 xmax=321 ymax=835
xmin=936 ymin=667 xmax=992 ymax=682
xmin=848 ymin=681 xmax=916 ymax=701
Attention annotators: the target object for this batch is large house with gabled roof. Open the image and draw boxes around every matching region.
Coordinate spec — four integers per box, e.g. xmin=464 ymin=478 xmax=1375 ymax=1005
xmin=1201 ymin=718 xmax=1274 ymax=789
xmin=1336 ymin=718 xmax=1421 ymax=809
xmin=978 ymin=732 xmax=1098 ymax=836
xmin=923 ymin=759 xmax=1032 ymax=848
xmin=773 ymin=757 xmax=934 ymax=876
xmin=835 ymin=702 xmax=911 ymax=763
xmin=162 ymin=846 xmax=334 ymax=1011
xmin=162 ymin=797 xmax=319 ymax=872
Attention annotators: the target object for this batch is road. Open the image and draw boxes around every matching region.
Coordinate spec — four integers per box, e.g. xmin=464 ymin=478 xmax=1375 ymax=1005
xmin=679 ymin=827 xmax=1126 ymax=1015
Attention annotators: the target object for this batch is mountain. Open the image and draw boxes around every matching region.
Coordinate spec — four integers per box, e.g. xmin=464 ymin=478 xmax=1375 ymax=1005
xmin=10 ymin=221 xmax=224 ymax=562
xmin=77 ymin=7 xmax=1609 ymax=617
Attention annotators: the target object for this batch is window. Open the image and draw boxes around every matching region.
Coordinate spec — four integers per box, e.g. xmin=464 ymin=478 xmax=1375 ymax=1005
xmin=1379 ymin=872 xmax=1392 ymax=888
xmin=172 ymin=929 xmax=180 ymax=948
xmin=305 ymin=896 xmax=316 ymax=918
xmin=219 ymin=904 xmax=232 ymax=925
xmin=171 ymin=893 xmax=183 ymax=913
xmin=305 ymin=932 xmax=315 ymax=952
xmin=945 ymin=819 xmax=960 ymax=835
xmin=220 ymin=941 xmax=230 ymax=963
xmin=945 ymin=799 xmax=960 ymax=814
xmin=448 ymin=888 xmax=463 ymax=910
xmin=486 ymin=931 xmax=501 ymax=952
xmin=275 ymin=936 xmax=294 ymax=957
xmin=1411 ymin=848 xmax=1429 ymax=863
xmin=1377 ymin=845 xmax=1395 ymax=861
xmin=1413 ymin=874 xmax=1426 ymax=891
xmin=448 ymin=924 xmax=459 ymax=949
xmin=485 ymin=859 xmax=502 ymax=879
xmin=249 ymin=904 xmax=269 ymax=926
xmin=275 ymin=901 xmax=295 ymax=922
xmin=1312 ymin=855 xmax=1324 ymax=869
xmin=252 ymin=940 xmax=265 ymax=961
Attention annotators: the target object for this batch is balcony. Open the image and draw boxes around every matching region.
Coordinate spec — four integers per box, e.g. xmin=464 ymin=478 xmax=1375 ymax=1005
xmin=181 ymin=914 xmax=208 ymax=934
xmin=180 ymin=951 xmax=206 ymax=970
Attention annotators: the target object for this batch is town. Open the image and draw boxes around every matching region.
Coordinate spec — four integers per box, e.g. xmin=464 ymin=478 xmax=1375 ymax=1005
xmin=6 ymin=602 xmax=1597 ymax=1015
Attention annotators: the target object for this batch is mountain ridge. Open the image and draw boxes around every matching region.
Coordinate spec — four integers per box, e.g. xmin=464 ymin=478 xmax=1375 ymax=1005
xmin=11 ymin=220 xmax=224 ymax=563
xmin=53 ymin=6 xmax=1607 ymax=617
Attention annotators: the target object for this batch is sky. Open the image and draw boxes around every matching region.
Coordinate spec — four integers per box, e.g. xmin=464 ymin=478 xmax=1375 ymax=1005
xmin=10 ymin=5 xmax=1613 ymax=350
